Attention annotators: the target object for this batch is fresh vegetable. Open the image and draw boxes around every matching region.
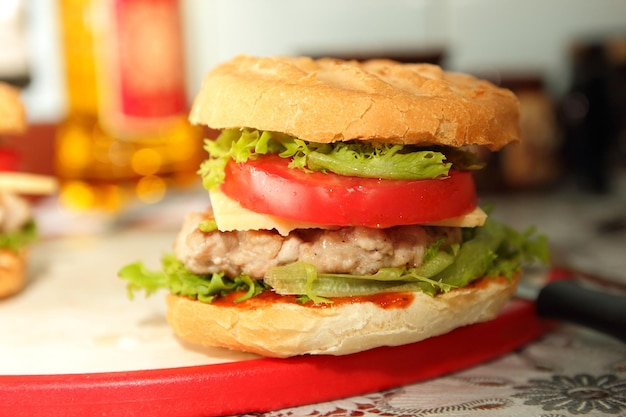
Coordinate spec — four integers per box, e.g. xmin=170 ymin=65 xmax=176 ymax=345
xmin=198 ymin=129 xmax=473 ymax=189
xmin=119 ymin=253 xmax=267 ymax=304
xmin=0 ymin=150 xmax=40 ymax=251
xmin=199 ymin=128 xmax=484 ymax=187
xmin=221 ymin=154 xmax=477 ymax=227
xmin=0 ymin=220 xmax=37 ymax=252
xmin=264 ymin=259 xmax=456 ymax=304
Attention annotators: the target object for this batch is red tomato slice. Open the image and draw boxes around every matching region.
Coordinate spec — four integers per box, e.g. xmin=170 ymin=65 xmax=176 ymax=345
xmin=221 ymin=154 xmax=477 ymax=228
xmin=0 ymin=149 xmax=19 ymax=172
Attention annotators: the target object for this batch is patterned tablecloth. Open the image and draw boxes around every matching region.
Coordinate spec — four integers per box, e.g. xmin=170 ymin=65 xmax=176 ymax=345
xmin=241 ymin=326 xmax=625 ymax=417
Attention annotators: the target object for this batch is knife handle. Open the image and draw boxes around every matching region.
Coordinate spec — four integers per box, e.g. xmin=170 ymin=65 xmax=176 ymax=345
xmin=536 ymin=280 xmax=626 ymax=343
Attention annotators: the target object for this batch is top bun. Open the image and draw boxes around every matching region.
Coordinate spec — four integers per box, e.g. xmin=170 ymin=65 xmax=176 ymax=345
xmin=190 ymin=55 xmax=520 ymax=150
xmin=0 ymin=83 xmax=26 ymax=134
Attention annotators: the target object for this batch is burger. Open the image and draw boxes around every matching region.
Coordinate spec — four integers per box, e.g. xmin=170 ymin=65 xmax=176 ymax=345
xmin=0 ymin=83 xmax=57 ymax=298
xmin=119 ymin=55 xmax=548 ymax=357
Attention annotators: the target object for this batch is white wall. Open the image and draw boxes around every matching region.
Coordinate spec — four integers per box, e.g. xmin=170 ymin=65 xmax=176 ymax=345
xmin=19 ymin=0 xmax=626 ymax=122
xmin=445 ymin=0 xmax=626 ymax=95
xmin=20 ymin=0 xmax=64 ymax=122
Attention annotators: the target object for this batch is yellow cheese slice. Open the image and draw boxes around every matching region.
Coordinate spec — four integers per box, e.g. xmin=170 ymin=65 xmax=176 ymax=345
xmin=422 ymin=206 xmax=487 ymax=227
xmin=209 ymin=189 xmax=325 ymax=236
xmin=210 ymin=189 xmax=486 ymax=235
xmin=0 ymin=173 xmax=58 ymax=195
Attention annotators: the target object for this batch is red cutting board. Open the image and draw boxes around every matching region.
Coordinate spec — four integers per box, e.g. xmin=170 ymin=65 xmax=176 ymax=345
xmin=0 ymin=297 xmax=553 ymax=417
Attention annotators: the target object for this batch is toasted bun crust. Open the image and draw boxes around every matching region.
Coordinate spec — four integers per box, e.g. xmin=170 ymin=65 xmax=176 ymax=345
xmin=190 ymin=55 xmax=520 ymax=150
xmin=0 ymin=249 xmax=26 ymax=299
xmin=0 ymin=83 xmax=26 ymax=134
xmin=165 ymin=275 xmax=518 ymax=358
xmin=0 ymin=84 xmax=28 ymax=299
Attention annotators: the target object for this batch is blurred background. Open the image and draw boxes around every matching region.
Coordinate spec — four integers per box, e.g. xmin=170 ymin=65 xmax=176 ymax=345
xmin=2 ymin=0 xmax=626 ymax=211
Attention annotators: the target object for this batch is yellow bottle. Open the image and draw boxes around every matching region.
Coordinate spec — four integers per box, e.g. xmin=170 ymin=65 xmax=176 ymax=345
xmin=55 ymin=0 xmax=203 ymax=211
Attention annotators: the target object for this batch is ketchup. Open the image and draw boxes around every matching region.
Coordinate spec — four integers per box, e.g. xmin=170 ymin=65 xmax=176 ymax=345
xmin=208 ymin=275 xmax=515 ymax=310
xmin=211 ymin=290 xmax=415 ymax=310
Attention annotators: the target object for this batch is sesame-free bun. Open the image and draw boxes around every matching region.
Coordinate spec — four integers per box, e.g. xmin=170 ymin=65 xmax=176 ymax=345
xmin=0 ymin=83 xmax=27 ymax=298
xmin=0 ymin=249 xmax=26 ymax=299
xmin=0 ymin=83 xmax=26 ymax=135
xmin=165 ymin=275 xmax=517 ymax=358
xmin=190 ymin=55 xmax=520 ymax=150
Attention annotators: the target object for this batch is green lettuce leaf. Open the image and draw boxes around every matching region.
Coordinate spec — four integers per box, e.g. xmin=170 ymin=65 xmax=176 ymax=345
xmin=0 ymin=220 xmax=37 ymax=252
xmin=197 ymin=129 xmax=289 ymax=190
xmin=264 ymin=260 xmax=456 ymax=302
xmin=304 ymin=142 xmax=451 ymax=179
xmin=118 ymin=253 xmax=268 ymax=303
xmin=197 ymin=128 xmax=482 ymax=190
xmin=433 ymin=218 xmax=550 ymax=287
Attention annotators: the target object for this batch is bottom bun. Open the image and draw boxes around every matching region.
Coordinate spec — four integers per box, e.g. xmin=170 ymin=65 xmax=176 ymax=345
xmin=0 ymin=249 xmax=26 ymax=299
xmin=166 ymin=275 xmax=518 ymax=358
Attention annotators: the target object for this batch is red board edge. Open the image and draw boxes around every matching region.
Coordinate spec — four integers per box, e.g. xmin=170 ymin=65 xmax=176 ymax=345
xmin=0 ymin=299 xmax=553 ymax=417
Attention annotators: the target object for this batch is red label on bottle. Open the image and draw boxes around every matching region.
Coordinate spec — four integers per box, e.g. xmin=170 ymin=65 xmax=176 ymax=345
xmin=101 ymin=0 xmax=186 ymax=132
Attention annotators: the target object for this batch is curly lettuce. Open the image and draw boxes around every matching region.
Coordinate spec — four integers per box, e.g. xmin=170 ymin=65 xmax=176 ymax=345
xmin=118 ymin=253 xmax=268 ymax=304
xmin=197 ymin=128 xmax=483 ymax=190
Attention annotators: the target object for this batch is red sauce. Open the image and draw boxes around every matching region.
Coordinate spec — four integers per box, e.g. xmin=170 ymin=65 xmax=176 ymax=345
xmin=211 ymin=290 xmax=415 ymax=310
xmin=464 ymin=274 xmax=519 ymax=290
xmin=208 ymin=274 xmax=519 ymax=310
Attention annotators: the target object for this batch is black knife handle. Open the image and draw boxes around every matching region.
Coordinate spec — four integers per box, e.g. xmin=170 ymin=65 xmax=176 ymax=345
xmin=536 ymin=280 xmax=626 ymax=343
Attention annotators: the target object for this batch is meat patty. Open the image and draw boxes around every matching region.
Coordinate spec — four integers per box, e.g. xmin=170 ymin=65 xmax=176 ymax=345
xmin=174 ymin=211 xmax=461 ymax=279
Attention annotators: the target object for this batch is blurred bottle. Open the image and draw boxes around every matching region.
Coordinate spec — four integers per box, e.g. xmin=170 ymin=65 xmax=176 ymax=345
xmin=499 ymin=76 xmax=562 ymax=190
xmin=559 ymin=43 xmax=619 ymax=194
xmin=55 ymin=0 xmax=203 ymax=211
xmin=470 ymin=74 xmax=562 ymax=193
